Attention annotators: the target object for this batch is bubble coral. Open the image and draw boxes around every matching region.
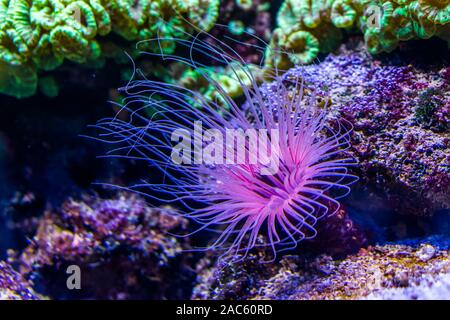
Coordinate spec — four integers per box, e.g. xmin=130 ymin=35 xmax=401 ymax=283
xmin=91 ymin=34 xmax=357 ymax=262
xmin=0 ymin=0 xmax=220 ymax=98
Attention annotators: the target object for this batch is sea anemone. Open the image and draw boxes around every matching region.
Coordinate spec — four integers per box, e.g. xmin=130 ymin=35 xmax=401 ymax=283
xmin=91 ymin=31 xmax=357 ymax=262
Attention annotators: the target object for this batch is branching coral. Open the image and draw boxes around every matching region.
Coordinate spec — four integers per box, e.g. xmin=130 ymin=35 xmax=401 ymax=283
xmin=266 ymin=0 xmax=449 ymax=69
xmin=0 ymin=0 xmax=220 ymax=98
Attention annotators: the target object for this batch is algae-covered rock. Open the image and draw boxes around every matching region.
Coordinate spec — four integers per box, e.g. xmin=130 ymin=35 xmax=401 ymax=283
xmin=193 ymin=237 xmax=450 ymax=300
xmin=262 ymin=41 xmax=449 ymax=214
xmin=16 ymin=193 xmax=195 ymax=299
xmin=0 ymin=261 xmax=41 ymax=300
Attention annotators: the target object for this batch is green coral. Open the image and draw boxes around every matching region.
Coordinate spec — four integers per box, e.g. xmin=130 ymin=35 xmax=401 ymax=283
xmin=0 ymin=61 xmax=37 ymax=98
xmin=38 ymin=74 xmax=58 ymax=97
xmin=235 ymin=0 xmax=252 ymax=11
xmin=228 ymin=20 xmax=246 ymax=36
xmin=265 ymin=28 xmax=320 ymax=68
xmin=0 ymin=0 xmax=220 ymax=98
xmin=331 ymin=0 xmax=357 ymax=28
xmin=267 ymin=0 xmax=450 ymax=69
xmin=176 ymin=62 xmax=264 ymax=108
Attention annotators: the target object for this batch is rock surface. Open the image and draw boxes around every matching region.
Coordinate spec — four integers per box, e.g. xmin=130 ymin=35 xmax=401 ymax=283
xmin=192 ymin=237 xmax=450 ymax=300
xmin=14 ymin=193 xmax=194 ymax=299
xmin=262 ymin=41 xmax=449 ymax=215
xmin=0 ymin=261 xmax=41 ymax=300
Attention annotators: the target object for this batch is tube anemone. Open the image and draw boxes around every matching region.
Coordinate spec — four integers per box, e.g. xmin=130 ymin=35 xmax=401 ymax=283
xmin=90 ymin=30 xmax=358 ymax=262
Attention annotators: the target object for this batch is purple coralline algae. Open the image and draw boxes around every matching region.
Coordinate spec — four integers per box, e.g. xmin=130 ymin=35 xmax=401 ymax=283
xmin=261 ymin=41 xmax=449 ymax=214
xmin=192 ymin=239 xmax=450 ymax=300
xmin=0 ymin=261 xmax=41 ymax=300
xmin=300 ymin=206 xmax=368 ymax=257
xmin=191 ymin=40 xmax=449 ymax=300
xmin=16 ymin=193 xmax=194 ymax=299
